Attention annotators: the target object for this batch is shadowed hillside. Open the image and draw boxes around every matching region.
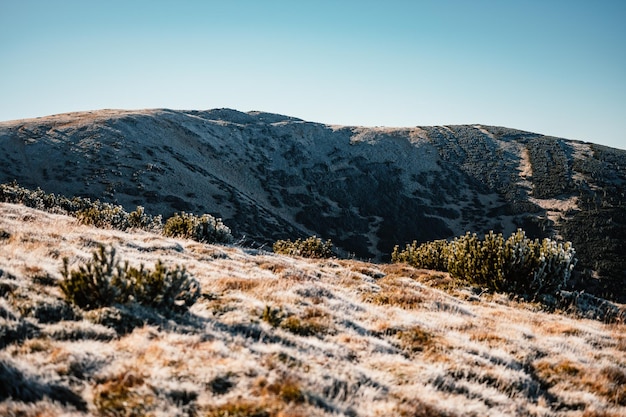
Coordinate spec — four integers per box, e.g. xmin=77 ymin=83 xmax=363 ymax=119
xmin=1 ymin=109 xmax=625 ymax=301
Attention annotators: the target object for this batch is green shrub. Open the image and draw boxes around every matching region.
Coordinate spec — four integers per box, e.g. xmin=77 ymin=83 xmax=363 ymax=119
xmin=272 ymin=236 xmax=334 ymax=259
xmin=127 ymin=206 xmax=162 ymax=230
xmin=60 ymin=245 xmax=200 ymax=312
xmin=1 ymin=182 xmax=238 ymax=244
xmin=127 ymin=260 xmax=200 ymax=312
xmin=447 ymin=231 xmax=507 ymax=292
xmin=205 ymin=401 xmax=270 ymax=417
xmin=392 ymin=229 xmax=577 ymax=298
xmin=60 ymin=246 xmax=127 ymax=310
xmin=391 ymin=239 xmax=448 ymax=271
xmin=76 ymin=204 xmax=129 ymax=229
xmin=163 ymin=212 xmax=232 ymax=244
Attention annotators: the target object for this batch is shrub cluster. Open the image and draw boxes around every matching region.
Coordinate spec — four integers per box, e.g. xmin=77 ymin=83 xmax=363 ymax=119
xmin=273 ymin=236 xmax=334 ymax=259
xmin=0 ymin=181 xmax=96 ymax=215
xmin=163 ymin=212 xmax=233 ymax=244
xmin=392 ymin=229 xmax=577 ymax=298
xmin=0 ymin=182 xmax=232 ymax=243
xmin=60 ymin=245 xmax=200 ymax=312
xmin=76 ymin=204 xmax=162 ymax=232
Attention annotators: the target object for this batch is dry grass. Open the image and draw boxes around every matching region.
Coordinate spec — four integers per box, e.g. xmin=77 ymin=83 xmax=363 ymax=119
xmin=215 ymin=276 xmax=261 ymax=292
xmin=1 ymin=202 xmax=626 ymax=416
xmin=93 ymin=369 xmax=158 ymax=417
xmin=362 ymin=275 xmax=427 ymax=310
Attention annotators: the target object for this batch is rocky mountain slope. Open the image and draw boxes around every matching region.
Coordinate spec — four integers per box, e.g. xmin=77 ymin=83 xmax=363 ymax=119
xmin=1 ymin=109 xmax=625 ymax=301
xmin=1 ymin=202 xmax=625 ymax=416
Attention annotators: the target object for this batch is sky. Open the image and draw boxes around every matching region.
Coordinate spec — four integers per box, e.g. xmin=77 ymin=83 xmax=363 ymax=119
xmin=1 ymin=0 xmax=625 ymax=150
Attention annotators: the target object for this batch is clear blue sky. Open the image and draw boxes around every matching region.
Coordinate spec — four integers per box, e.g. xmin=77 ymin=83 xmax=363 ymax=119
xmin=1 ymin=0 xmax=625 ymax=149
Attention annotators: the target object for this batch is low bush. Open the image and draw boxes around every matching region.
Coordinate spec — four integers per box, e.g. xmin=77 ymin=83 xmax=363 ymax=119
xmin=163 ymin=212 xmax=233 ymax=244
xmin=0 ymin=182 xmax=233 ymax=244
xmin=392 ymin=229 xmax=577 ymax=298
xmin=60 ymin=245 xmax=200 ymax=312
xmin=397 ymin=325 xmax=434 ymax=354
xmin=60 ymin=246 xmax=126 ymax=310
xmin=0 ymin=182 xmax=162 ymax=231
xmin=77 ymin=204 xmax=162 ymax=232
xmin=272 ymin=236 xmax=334 ymax=259
xmin=391 ymin=239 xmax=449 ymax=271
xmin=128 ymin=260 xmax=200 ymax=311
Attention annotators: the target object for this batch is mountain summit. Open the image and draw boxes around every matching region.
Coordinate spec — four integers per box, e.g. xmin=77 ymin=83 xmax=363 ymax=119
xmin=1 ymin=109 xmax=624 ymax=301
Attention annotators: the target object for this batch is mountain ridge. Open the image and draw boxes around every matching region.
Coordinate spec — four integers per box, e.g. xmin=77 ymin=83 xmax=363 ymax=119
xmin=1 ymin=108 xmax=625 ymax=301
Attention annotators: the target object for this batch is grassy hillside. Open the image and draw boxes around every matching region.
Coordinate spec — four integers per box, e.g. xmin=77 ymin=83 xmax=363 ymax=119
xmin=1 ymin=109 xmax=625 ymax=303
xmin=1 ymin=202 xmax=625 ymax=416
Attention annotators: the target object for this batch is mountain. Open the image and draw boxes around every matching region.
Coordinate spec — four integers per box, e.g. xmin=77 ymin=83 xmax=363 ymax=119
xmin=1 ymin=202 xmax=625 ymax=416
xmin=1 ymin=109 xmax=625 ymax=301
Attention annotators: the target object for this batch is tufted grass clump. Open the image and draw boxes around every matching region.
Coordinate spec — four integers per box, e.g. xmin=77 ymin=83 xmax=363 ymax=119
xmin=163 ymin=212 xmax=233 ymax=244
xmin=397 ymin=325 xmax=435 ymax=354
xmin=261 ymin=305 xmax=331 ymax=337
xmin=280 ymin=315 xmax=329 ymax=337
xmin=393 ymin=229 xmax=577 ymax=298
xmin=60 ymin=245 xmax=199 ymax=312
xmin=205 ymin=401 xmax=271 ymax=417
xmin=272 ymin=236 xmax=334 ymax=259
xmin=93 ymin=370 xmax=157 ymax=417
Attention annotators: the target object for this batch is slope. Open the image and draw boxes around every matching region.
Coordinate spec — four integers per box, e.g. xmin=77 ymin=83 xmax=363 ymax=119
xmin=0 ymin=109 xmax=625 ymax=301
xmin=1 ymin=202 xmax=625 ymax=416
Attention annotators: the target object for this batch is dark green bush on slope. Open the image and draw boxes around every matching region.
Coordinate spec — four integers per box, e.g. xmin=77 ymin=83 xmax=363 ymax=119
xmin=60 ymin=245 xmax=199 ymax=312
xmin=162 ymin=212 xmax=233 ymax=244
xmin=392 ymin=229 xmax=577 ymax=298
xmin=60 ymin=246 xmax=126 ymax=310
xmin=273 ymin=236 xmax=334 ymax=259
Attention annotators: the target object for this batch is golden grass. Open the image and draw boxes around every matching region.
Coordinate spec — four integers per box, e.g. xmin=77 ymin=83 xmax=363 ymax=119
xmin=215 ymin=277 xmax=261 ymax=293
xmin=2 ymin=203 xmax=626 ymax=416
xmin=534 ymin=359 xmax=626 ymax=406
xmin=364 ymin=276 xmax=425 ymax=309
xmin=589 ymin=366 xmax=626 ymax=406
xmin=257 ymin=260 xmax=288 ymax=274
xmin=396 ymin=325 xmax=436 ymax=354
xmin=392 ymin=396 xmax=458 ymax=417
xmin=469 ymin=330 xmax=508 ymax=346
xmin=93 ymin=369 xmax=157 ymax=417
xmin=536 ymin=321 xmax=583 ymax=336
xmin=204 ymin=375 xmax=307 ymax=417
xmin=534 ymin=358 xmax=583 ymax=386
xmin=17 ymin=337 xmax=52 ymax=354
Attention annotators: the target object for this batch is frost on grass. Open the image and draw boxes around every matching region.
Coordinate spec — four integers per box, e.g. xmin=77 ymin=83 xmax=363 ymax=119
xmin=1 ymin=203 xmax=625 ymax=416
